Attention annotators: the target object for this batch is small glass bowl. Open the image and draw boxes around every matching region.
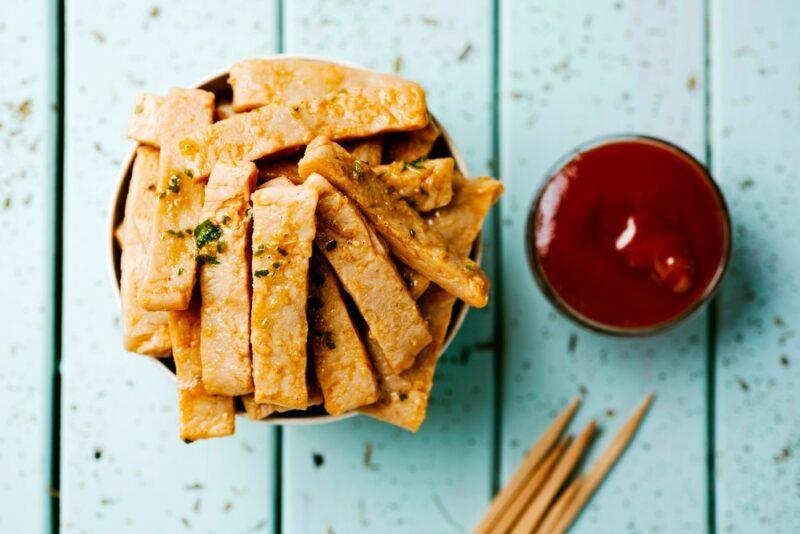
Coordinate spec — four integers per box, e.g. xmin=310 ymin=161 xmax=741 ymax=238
xmin=525 ymin=134 xmax=732 ymax=337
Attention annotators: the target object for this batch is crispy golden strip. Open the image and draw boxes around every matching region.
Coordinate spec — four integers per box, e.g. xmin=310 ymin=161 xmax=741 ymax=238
xmin=250 ymin=181 xmax=317 ymax=409
xmin=386 ymin=120 xmax=440 ymax=162
xmin=126 ymin=93 xmax=164 ymax=147
xmin=168 ymin=299 xmax=235 ymax=441
xmin=229 ymin=58 xmax=421 ymax=112
xmin=138 ymin=89 xmax=215 ymax=311
xmin=347 ymin=137 xmax=383 ymax=166
xmin=121 ymin=147 xmax=172 ymax=355
xmin=298 ymin=137 xmax=489 ymax=307
xmin=359 ymin=177 xmax=503 ymax=429
xmin=374 ymin=158 xmax=454 ymax=212
xmin=199 ymin=160 xmax=257 ymax=395
xmin=309 ymin=254 xmax=379 ymax=415
xmin=426 ymin=176 xmax=504 ymax=253
xmin=304 ymin=173 xmax=431 ymax=373
xmin=179 ymin=85 xmax=428 ymax=179
xmin=359 ymin=286 xmax=455 ymax=431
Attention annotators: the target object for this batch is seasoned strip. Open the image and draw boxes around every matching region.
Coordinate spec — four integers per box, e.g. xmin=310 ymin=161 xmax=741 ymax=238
xmin=360 ymin=177 xmax=503 ymax=428
xmin=309 ymin=254 xmax=379 ymax=415
xmin=305 ymin=173 xmax=431 ymax=374
xmin=386 ymin=120 xmax=440 ymax=162
xmin=298 ymin=137 xmax=489 ymax=307
xmin=374 ymin=157 xmax=454 ymax=212
xmin=359 ymin=286 xmax=455 ymax=431
xmin=120 ymin=146 xmax=171 ymax=355
xmin=199 ymin=160 xmax=257 ymax=396
xmin=168 ymin=298 xmax=235 ymax=441
xmin=126 ymin=93 xmax=163 ymax=147
xmin=138 ymin=88 xmax=215 ymax=311
xmin=179 ymin=85 xmax=428 ymax=179
xmin=229 ymin=58 xmax=422 ymax=112
xmin=347 ymin=137 xmax=383 ymax=166
xmin=250 ymin=181 xmax=317 ymax=408
xmin=401 ymin=176 xmax=504 ymax=300
xmin=425 ymin=176 xmax=504 ymax=253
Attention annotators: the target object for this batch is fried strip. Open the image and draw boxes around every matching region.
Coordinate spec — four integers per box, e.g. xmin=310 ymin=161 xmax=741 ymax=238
xmin=386 ymin=120 xmax=440 ymax=162
xmin=374 ymin=157 xmax=454 ymax=212
xmin=298 ymin=137 xmax=488 ymax=307
xmin=403 ymin=176 xmax=504 ymax=300
xmin=347 ymin=137 xmax=383 ymax=166
xmin=360 ymin=176 xmax=503 ymax=429
xmin=229 ymin=58 xmax=421 ymax=112
xmin=168 ymin=298 xmax=235 ymax=441
xmin=305 ymin=173 xmax=431 ymax=374
xmin=120 ymin=146 xmax=171 ymax=355
xmin=359 ymin=286 xmax=455 ymax=431
xmin=241 ymin=395 xmax=277 ymax=420
xmin=138 ymin=88 xmax=215 ymax=311
xmin=250 ymin=181 xmax=317 ymax=408
xmin=309 ymin=254 xmax=379 ymax=415
xmin=179 ymin=85 xmax=428 ymax=179
xmin=126 ymin=93 xmax=164 ymax=147
xmin=199 ymin=160 xmax=257 ymax=395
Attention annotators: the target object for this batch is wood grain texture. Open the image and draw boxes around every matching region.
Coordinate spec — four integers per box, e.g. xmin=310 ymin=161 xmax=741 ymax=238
xmin=60 ymin=2 xmax=278 ymax=532
xmin=498 ymin=2 xmax=709 ymax=532
xmin=281 ymin=1 xmax=498 ymax=532
xmin=0 ymin=1 xmax=56 ymax=532
xmin=711 ymin=2 xmax=800 ymax=531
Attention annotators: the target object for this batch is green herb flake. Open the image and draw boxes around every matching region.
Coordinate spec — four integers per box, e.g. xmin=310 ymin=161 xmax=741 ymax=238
xmin=221 ymin=215 xmax=231 ymax=225
xmin=272 ymin=262 xmax=281 ymax=269
xmin=167 ymin=174 xmax=181 ymax=193
xmin=193 ymin=219 xmax=222 ymax=249
xmin=464 ymin=263 xmax=477 ymax=272
xmin=165 ymin=229 xmax=185 ymax=238
xmin=352 ymin=160 xmax=365 ymax=180
xmin=403 ymin=157 xmax=427 ymax=172
xmin=196 ymin=254 xmax=219 ymax=265
xmin=277 ymin=247 xmax=288 ymax=256
xmin=177 ymin=267 xmax=184 ymax=276
xmin=158 ymin=191 xmax=167 ymax=199
xmin=216 ymin=241 xmax=227 ymax=254
xmin=253 ymin=244 xmax=266 ymax=256
xmin=409 ymin=228 xmax=416 ymax=238
xmin=337 ymin=88 xmax=348 ymax=95
xmin=254 ymin=269 xmax=270 ymax=277
xmin=185 ymin=169 xmax=194 ymax=179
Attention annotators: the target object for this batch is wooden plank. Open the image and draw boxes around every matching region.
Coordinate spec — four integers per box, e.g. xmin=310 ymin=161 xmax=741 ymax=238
xmin=712 ymin=3 xmax=800 ymax=531
xmin=281 ymin=1 xmax=498 ymax=531
xmin=60 ymin=2 xmax=278 ymax=532
xmin=498 ymin=2 xmax=709 ymax=532
xmin=0 ymin=1 xmax=55 ymax=531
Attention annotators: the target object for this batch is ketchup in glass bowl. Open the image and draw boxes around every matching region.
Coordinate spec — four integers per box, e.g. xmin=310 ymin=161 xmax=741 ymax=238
xmin=527 ymin=135 xmax=731 ymax=336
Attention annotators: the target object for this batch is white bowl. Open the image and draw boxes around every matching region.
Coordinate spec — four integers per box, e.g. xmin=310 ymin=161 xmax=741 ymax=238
xmin=107 ymin=54 xmax=480 ymax=425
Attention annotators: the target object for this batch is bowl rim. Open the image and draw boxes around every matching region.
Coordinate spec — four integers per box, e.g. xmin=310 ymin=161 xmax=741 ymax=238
xmin=107 ymin=53 xmax=480 ymax=425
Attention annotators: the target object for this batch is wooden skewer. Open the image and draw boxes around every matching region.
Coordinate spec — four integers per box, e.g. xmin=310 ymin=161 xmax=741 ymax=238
xmin=474 ymin=396 xmax=582 ymax=534
xmin=510 ymin=420 xmax=597 ymax=534
xmin=535 ymin=475 xmax=584 ymax=534
xmin=491 ymin=437 xmax=572 ymax=534
xmin=550 ymin=393 xmax=655 ymax=534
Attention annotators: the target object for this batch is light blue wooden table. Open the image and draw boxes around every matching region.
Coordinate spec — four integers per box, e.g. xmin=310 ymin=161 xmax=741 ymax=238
xmin=2 ymin=0 xmax=798 ymax=532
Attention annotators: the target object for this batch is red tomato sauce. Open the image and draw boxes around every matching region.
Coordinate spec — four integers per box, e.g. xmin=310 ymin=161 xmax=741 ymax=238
xmin=529 ymin=138 xmax=729 ymax=331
